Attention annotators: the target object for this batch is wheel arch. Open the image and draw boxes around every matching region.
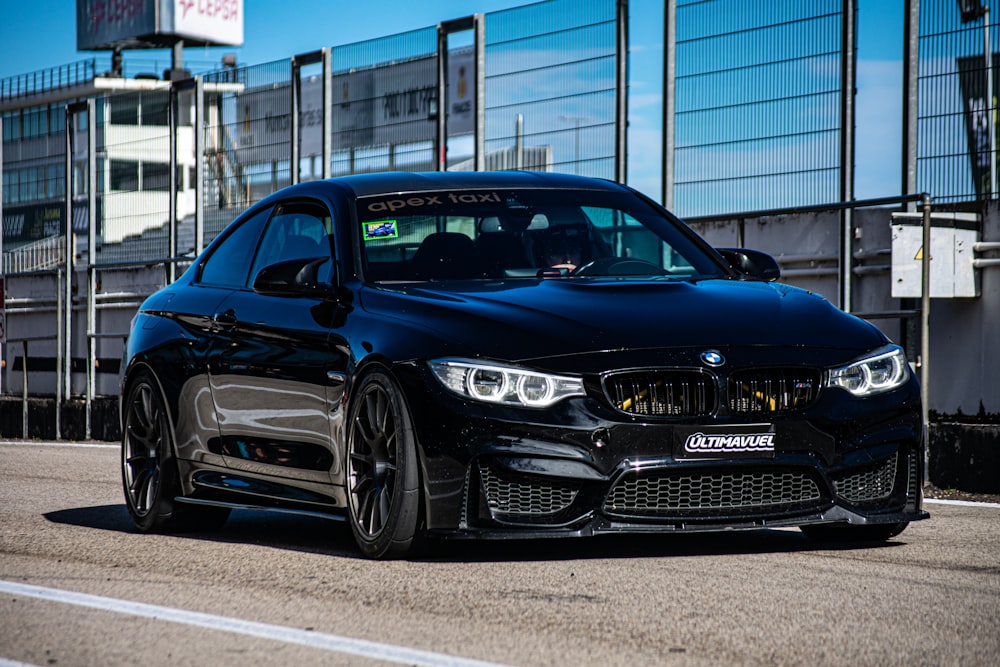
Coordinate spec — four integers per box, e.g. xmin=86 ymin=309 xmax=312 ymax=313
xmin=121 ymin=361 xmax=182 ymax=463
xmin=346 ymin=359 xmax=430 ymax=541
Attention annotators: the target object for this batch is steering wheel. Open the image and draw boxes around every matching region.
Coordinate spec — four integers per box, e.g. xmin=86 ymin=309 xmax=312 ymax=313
xmin=571 ymin=257 xmax=669 ymax=277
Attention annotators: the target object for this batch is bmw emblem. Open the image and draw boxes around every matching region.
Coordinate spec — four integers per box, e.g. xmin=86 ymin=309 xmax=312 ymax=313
xmin=700 ymin=350 xmax=725 ymax=367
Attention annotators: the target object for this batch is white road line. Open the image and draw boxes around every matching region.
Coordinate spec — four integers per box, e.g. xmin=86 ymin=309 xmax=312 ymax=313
xmin=0 ymin=581 xmax=514 ymax=667
xmin=0 ymin=441 xmax=118 ymax=449
xmin=0 ymin=659 xmax=42 ymax=667
xmin=924 ymin=497 xmax=1000 ymax=509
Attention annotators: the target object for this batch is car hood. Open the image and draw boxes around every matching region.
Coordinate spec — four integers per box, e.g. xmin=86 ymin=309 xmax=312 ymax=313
xmin=359 ymin=278 xmax=888 ymax=367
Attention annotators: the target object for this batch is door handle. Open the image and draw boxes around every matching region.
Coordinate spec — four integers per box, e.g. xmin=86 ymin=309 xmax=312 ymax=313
xmin=211 ymin=309 xmax=237 ymax=331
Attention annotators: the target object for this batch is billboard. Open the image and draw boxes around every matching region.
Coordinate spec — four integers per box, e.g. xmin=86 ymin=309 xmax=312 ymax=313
xmin=77 ymin=0 xmax=243 ymax=50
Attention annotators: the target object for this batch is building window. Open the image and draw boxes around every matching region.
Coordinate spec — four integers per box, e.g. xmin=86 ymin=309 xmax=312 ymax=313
xmin=3 ymin=170 xmax=18 ymax=204
xmin=110 ymin=100 xmax=139 ymax=125
xmin=47 ymin=164 xmax=65 ymax=199
xmin=110 ymin=160 xmax=138 ymax=192
xmin=2 ymin=111 xmax=20 ymax=141
xmin=142 ymin=162 xmax=170 ymax=191
xmin=23 ymin=108 xmax=43 ymax=138
xmin=142 ymin=92 xmax=170 ymax=126
xmin=49 ymin=105 xmax=66 ymax=135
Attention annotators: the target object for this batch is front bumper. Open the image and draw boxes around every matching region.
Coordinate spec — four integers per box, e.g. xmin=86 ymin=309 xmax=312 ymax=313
xmin=394 ymin=361 xmax=928 ymax=539
xmin=440 ymin=444 xmax=927 ymax=539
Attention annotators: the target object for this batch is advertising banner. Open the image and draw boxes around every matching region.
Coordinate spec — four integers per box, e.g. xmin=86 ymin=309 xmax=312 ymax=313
xmin=2 ymin=203 xmax=66 ymax=243
xmin=234 ymin=48 xmax=473 ymax=158
xmin=956 ymin=54 xmax=999 ymax=197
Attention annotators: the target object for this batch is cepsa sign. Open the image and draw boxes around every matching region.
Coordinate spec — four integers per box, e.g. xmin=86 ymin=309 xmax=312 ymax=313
xmin=173 ymin=0 xmax=242 ymax=45
xmin=76 ymin=0 xmax=243 ymax=50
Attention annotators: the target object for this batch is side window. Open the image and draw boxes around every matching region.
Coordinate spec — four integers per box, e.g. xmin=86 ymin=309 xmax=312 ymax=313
xmin=198 ymin=206 xmax=272 ymax=287
xmin=248 ymin=200 xmax=334 ymax=286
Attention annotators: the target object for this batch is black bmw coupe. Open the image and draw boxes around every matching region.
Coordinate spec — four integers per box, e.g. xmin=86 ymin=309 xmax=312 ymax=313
xmin=121 ymin=171 xmax=927 ymax=558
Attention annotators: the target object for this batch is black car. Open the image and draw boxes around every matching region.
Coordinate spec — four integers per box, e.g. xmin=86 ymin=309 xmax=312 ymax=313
xmin=120 ymin=171 xmax=927 ymax=558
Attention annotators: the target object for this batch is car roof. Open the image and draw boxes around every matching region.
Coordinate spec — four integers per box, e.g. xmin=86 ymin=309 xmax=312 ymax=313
xmin=259 ymin=171 xmax=631 ymax=203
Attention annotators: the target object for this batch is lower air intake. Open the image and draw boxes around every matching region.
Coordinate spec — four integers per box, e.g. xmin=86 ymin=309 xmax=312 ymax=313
xmin=604 ymin=469 xmax=823 ymax=517
xmin=479 ymin=465 xmax=579 ymax=517
xmin=834 ymin=454 xmax=897 ymax=504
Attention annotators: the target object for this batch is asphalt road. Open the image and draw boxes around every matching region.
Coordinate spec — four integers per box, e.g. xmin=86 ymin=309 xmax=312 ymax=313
xmin=1 ymin=441 xmax=998 ymax=667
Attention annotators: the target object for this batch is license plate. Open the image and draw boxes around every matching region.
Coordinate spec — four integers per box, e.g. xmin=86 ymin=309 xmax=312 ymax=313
xmin=674 ymin=424 xmax=776 ymax=459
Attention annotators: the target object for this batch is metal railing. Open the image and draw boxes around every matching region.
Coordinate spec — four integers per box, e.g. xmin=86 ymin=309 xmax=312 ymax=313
xmin=1 ymin=264 xmax=65 ymax=439
xmin=4 ymin=335 xmax=59 ymax=438
xmin=84 ymin=255 xmax=192 ymax=439
xmin=2 ymin=235 xmax=67 ymax=275
xmin=1 ymin=59 xmax=98 ymax=102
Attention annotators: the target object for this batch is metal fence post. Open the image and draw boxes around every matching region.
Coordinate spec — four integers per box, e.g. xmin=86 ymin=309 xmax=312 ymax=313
xmin=474 ymin=14 xmax=485 ymax=172
xmin=291 ymin=49 xmax=333 ymax=182
xmin=662 ymin=0 xmax=676 ymax=209
xmin=903 ymin=0 xmax=919 ymax=212
xmin=615 ymin=0 xmax=629 ymax=184
xmin=436 ymin=24 xmax=448 ymax=171
xmin=986 ymin=7 xmax=996 ymax=197
xmin=290 ymin=56 xmax=300 ymax=185
xmin=168 ymin=84 xmax=178 ymax=283
xmin=86 ymin=98 xmax=97 ymax=440
xmin=839 ymin=0 xmax=856 ymax=313
xmin=194 ymin=76 xmax=205 ymax=256
xmin=21 ymin=340 xmax=28 ymax=438
xmin=55 ymin=268 xmax=63 ymax=440
xmin=322 ymin=47 xmax=332 ymax=179
xmin=920 ymin=192 xmax=932 ymax=478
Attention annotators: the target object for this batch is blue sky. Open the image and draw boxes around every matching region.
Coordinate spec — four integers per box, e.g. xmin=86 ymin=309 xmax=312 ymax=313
xmin=0 ymin=0 xmax=532 ymax=77
xmin=0 ymin=0 xmax=907 ymax=203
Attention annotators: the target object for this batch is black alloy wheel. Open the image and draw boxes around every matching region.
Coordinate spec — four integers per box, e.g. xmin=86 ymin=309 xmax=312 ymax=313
xmin=121 ymin=370 xmax=229 ymax=532
xmin=346 ymin=369 xmax=420 ymax=559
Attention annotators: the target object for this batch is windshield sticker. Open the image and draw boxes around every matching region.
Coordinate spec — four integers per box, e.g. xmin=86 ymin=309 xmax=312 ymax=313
xmin=365 ymin=191 xmax=502 ymax=214
xmin=363 ymin=220 xmax=399 ymax=241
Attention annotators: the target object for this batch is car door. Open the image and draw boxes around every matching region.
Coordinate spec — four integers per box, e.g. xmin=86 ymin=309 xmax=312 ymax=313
xmin=206 ymin=199 xmax=349 ymax=492
xmin=169 ymin=204 xmax=274 ymax=467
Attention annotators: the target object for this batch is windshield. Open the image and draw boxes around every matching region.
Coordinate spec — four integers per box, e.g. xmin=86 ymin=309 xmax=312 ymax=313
xmin=356 ymin=188 xmax=725 ymax=282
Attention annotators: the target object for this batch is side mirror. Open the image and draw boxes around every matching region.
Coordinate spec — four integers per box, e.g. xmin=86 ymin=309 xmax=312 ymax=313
xmin=716 ymin=248 xmax=781 ymax=281
xmin=253 ymin=257 xmax=334 ymax=297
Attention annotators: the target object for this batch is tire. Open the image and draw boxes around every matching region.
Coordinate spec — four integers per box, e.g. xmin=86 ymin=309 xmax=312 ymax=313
xmin=801 ymin=521 xmax=908 ymax=543
xmin=121 ymin=370 xmax=230 ymax=533
xmin=346 ymin=369 xmax=421 ymax=559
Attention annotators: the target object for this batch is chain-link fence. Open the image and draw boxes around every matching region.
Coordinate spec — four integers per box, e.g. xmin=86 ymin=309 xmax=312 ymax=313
xmin=670 ymin=0 xmax=847 ymax=217
xmin=328 ymin=27 xmax=441 ymax=175
xmin=202 ymin=58 xmax=292 ymax=243
xmin=918 ymin=0 xmax=999 ymax=202
xmin=0 ymin=0 xmax=625 ymax=426
xmin=484 ymin=0 xmax=619 ymax=177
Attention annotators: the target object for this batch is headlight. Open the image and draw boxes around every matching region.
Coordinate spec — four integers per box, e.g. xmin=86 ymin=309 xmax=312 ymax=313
xmin=429 ymin=358 xmax=586 ymax=408
xmin=826 ymin=346 xmax=910 ymax=397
